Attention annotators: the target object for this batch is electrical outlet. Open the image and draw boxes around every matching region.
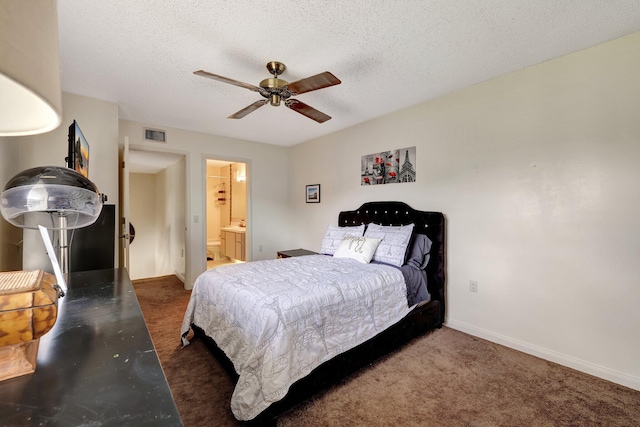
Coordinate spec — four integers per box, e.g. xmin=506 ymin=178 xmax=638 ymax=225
xmin=259 ymin=245 xmax=263 ymax=252
xmin=469 ymin=280 xmax=478 ymax=293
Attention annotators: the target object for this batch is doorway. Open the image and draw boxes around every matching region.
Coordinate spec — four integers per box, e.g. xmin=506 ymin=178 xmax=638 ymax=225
xmin=126 ymin=148 xmax=187 ymax=281
xmin=206 ymin=159 xmax=248 ymax=270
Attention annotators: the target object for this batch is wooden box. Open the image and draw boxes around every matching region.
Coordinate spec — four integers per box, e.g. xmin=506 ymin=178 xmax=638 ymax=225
xmin=0 ymin=270 xmax=60 ymax=381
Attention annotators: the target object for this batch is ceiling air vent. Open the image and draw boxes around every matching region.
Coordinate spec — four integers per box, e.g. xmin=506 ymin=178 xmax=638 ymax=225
xmin=144 ymin=128 xmax=166 ymax=143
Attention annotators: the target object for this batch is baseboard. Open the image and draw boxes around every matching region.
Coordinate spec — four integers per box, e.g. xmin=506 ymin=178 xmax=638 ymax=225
xmin=174 ymin=271 xmax=185 ymax=283
xmin=445 ymin=318 xmax=640 ymax=392
xmin=131 ymin=273 xmax=181 ymax=284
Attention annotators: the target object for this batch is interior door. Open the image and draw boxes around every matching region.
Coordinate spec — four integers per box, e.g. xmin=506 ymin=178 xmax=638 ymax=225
xmin=118 ymin=136 xmax=131 ymax=272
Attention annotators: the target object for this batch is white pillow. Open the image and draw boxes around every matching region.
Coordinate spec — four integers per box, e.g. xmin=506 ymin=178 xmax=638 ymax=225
xmin=364 ymin=223 xmax=415 ymax=267
xmin=333 ymin=235 xmax=382 ymax=264
xmin=319 ymin=224 xmax=365 ymax=255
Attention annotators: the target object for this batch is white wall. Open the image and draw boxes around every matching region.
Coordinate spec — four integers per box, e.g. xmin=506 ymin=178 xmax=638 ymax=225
xmin=155 ymin=157 xmax=186 ymax=280
xmin=129 ymin=173 xmax=158 ymax=279
xmin=129 ymin=158 xmax=186 ymax=281
xmin=6 ymin=93 xmax=119 ymax=273
xmin=17 ymin=93 xmax=119 ymax=208
xmin=119 ymin=120 xmax=290 ymax=288
xmin=4 ymin=98 xmax=288 ymax=284
xmin=0 ymin=138 xmax=23 ymax=271
xmin=288 ymin=33 xmax=640 ymax=390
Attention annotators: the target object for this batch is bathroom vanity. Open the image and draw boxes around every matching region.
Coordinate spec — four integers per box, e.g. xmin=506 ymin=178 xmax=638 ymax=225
xmin=220 ymin=226 xmax=246 ymax=261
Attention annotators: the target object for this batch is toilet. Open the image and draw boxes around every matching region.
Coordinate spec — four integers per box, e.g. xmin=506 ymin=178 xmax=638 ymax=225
xmin=207 ymin=240 xmax=221 ymax=260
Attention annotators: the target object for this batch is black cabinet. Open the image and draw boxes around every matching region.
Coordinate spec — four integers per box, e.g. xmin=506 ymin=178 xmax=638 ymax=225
xmin=69 ymin=204 xmax=115 ymax=272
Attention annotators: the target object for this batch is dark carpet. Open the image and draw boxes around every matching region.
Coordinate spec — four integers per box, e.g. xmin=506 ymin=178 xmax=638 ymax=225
xmin=133 ymin=275 xmax=640 ymax=427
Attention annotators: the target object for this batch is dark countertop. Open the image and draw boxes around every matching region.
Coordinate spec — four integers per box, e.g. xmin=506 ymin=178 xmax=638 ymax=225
xmin=0 ymin=268 xmax=183 ymax=426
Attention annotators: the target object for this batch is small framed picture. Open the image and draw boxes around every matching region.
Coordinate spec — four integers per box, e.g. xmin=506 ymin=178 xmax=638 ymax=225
xmin=305 ymin=184 xmax=321 ymax=203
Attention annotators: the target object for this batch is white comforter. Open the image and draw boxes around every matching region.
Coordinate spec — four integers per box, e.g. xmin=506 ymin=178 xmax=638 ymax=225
xmin=180 ymin=254 xmax=411 ymax=421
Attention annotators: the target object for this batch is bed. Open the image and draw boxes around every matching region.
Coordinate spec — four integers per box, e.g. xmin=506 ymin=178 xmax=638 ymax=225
xmin=180 ymin=201 xmax=445 ymax=423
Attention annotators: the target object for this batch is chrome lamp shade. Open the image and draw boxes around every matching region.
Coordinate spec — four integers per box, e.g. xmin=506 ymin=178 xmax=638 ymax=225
xmin=0 ymin=166 xmax=103 ymax=230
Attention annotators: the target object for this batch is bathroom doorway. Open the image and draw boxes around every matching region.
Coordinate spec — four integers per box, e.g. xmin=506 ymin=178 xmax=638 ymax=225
xmin=206 ymin=159 xmax=248 ymax=270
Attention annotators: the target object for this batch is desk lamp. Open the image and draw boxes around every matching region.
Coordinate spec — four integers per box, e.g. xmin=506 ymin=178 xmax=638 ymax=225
xmin=0 ymin=166 xmax=104 ymax=274
xmin=0 ymin=166 xmax=103 ymax=381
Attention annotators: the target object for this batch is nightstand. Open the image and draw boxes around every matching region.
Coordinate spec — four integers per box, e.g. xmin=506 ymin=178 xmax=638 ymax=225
xmin=277 ymin=249 xmax=318 ymax=258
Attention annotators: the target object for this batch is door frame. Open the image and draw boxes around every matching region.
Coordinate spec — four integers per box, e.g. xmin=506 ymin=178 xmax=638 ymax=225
xmin=118 ymin=136 xmax=130 ymax=271
xmin=121 ymin=142 xmax=188 ymax=281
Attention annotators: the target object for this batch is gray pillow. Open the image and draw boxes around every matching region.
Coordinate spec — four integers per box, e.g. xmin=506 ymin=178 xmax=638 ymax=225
xmin=405 ymin=233 xmax=432 ymax=270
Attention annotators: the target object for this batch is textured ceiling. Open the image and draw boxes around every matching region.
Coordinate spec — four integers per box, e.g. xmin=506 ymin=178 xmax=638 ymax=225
xmin=57 ymin=1 xmax=640 ymax=147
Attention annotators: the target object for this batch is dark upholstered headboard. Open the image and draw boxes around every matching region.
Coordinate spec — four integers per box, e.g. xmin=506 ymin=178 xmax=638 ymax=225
xmin=338 ymin=201 xmax=446 ymax=308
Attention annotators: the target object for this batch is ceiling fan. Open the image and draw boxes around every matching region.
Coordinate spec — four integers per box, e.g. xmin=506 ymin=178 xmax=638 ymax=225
xmin=194 ymin=61 xmax=341 ymax=123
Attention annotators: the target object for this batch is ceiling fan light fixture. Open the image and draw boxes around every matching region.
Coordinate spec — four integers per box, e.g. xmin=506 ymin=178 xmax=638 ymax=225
xmin=269 ymin=94 xmax=281 ymax=106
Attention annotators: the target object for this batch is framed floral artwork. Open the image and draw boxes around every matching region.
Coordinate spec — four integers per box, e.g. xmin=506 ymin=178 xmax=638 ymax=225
xmin=361 ymin=146 xmax=416 ymax=185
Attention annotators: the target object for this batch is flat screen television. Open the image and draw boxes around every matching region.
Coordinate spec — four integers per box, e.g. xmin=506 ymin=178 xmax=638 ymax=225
xmin=66 ymin=120 xmax=89 ymax=178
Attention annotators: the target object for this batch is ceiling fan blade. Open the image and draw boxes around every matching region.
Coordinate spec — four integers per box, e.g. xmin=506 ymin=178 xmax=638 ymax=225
xmin=285 ymin=99 xmax=331 ymax=123
xmin=228 ymin=99 xmax=268 ymax=119
xmin=194 ymin=70 xmax=264 ymax=93
xmin=286 ymin=71 xmax=341 ymax=95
